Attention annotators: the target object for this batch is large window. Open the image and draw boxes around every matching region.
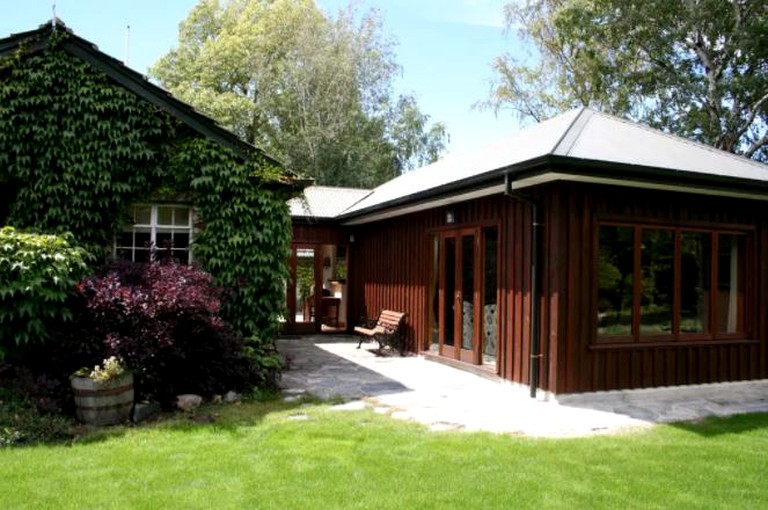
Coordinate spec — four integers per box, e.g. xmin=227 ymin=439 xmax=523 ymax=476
xmin=597 ymin=224 xmax=748 ymax=342
xmin=116 ymin=204 xmax=194 ymax=263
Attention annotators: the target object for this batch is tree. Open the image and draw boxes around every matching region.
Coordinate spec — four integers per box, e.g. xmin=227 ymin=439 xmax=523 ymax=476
xmin=151 ymin=0 xmax=447 ymax=187
xmin=485 ymin=0 xmax=768 ymax=162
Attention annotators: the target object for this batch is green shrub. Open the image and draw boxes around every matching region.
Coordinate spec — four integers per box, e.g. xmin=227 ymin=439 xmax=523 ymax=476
xmin=0 ymin=34 xmax=297 ymax=347
xmin=0 ymin=387 xmax=74 ymax=447
xmin=0 ymin=227 xmax=89 ymax=361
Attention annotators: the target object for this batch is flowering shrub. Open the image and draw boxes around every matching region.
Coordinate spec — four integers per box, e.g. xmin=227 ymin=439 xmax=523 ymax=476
xmin=78 ymin=260 xmax=267 ymax=403
xmin=73 ymin=356 xmax=125 ymax=383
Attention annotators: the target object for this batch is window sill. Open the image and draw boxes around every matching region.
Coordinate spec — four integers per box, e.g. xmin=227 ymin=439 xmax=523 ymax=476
xmin=589 ymin=337 xmax=759 ymax=350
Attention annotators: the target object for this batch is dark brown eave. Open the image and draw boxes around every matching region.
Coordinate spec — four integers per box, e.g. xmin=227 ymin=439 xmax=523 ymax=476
xmin=0 ymin=20 xmax=308 ymax=187
xmin=337 ymin=154 xmax=768 ymax=225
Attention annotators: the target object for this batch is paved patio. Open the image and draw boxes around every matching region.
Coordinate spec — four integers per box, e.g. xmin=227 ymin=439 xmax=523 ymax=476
xmin=276 ymin=335 xmax=768 ymax=437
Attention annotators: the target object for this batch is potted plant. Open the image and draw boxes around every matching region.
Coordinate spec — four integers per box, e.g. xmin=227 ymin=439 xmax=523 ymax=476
xmin=71 ymin=356 xmax=134 ymax=426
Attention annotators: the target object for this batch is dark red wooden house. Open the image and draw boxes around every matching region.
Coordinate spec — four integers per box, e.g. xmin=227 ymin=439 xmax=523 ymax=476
xmin=290 ymin=108 xmax=768 ymax=396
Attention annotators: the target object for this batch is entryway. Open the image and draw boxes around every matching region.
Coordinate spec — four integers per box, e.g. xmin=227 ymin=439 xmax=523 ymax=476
xmin=283 ymin=243 xmax=349 ymax=334
xmin=433 ymin=226 xmax=498 ymax=368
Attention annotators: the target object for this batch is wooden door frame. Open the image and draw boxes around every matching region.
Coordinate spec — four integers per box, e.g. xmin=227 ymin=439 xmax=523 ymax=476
xmin=438 ymin=227 xmax=482 ymax=363
xmin=285 ymin=243 xmax=323 ymax=334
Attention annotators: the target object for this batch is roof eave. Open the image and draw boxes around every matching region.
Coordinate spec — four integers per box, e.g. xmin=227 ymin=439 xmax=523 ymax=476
xmin=339 ymin=155 xmax=768 ymax=224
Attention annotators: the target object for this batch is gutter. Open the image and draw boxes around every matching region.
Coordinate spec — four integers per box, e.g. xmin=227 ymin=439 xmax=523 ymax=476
xmin=504 ymin=173 xmax=543 ymax=399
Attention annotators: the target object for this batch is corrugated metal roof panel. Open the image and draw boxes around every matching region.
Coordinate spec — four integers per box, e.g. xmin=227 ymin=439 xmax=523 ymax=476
xmin=288 ymin=186 xmax=371 ymax=219
xmin=344 ymin=108 xmax=768 ymax=217
xmin=564 ymin=110 xmax=768 ymax=180
xmin=344 ymin=109 xmax=582 ymax=214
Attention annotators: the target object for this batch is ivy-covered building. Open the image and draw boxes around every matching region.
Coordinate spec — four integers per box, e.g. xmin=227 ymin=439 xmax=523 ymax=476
xmin=0 ymin=20 xmax=307 ymax=340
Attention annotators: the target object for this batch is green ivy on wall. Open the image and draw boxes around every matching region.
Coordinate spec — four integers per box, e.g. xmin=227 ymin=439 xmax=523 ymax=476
xmin=0 ymin=36 xmax=170 ymax=253
xmin=0 ymin=30 xmax=296 ymax=342
xmin=175 ymin=137 xmax=292 ymax=340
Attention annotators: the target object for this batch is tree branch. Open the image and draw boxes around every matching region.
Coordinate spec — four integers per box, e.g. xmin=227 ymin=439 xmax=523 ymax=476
xmin=745 ymin=135 xmax=768 ymax=160
xmin=733 ymin=90 xmax=768 ymax=143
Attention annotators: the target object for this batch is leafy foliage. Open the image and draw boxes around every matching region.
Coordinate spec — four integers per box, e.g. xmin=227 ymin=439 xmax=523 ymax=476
xmin=0 ymin=27 xmax=295 ymax=348
xmin=486 ymin=0 xmax=768 ymax=161
xmin=79 ymin=260 xmax=272 ymax=403
xmin=151 ymin=0 xmax=448 ymax=187
xmin=0 ymin=38 xmax=171 ymax=253
xmin=0 ymin=387 xmax=74 ymax=447
xmin=0 ymin=227 xmax=89 ymax=360
xmin=175 ymin=137 xmax=292 ymax=341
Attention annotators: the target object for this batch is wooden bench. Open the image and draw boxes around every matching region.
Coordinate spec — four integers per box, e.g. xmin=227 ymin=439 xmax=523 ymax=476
xmin=354 ymin=310 xmax=407 ymax=355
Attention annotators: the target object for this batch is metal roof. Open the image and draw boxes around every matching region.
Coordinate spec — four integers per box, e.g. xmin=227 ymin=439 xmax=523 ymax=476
xmin=339 ymin=108 xmax=768 ymax=223
xmin=288 ymin=186 xmax=371 ymax=219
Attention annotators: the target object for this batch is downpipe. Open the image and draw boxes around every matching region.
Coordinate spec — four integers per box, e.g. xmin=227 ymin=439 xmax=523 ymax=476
xmin=504 ymin=174 xmax=543 ymax=399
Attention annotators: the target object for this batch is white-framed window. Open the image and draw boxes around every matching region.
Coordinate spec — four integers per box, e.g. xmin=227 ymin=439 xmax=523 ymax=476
xmin=116 ymin=204 xmax=194 ymax=264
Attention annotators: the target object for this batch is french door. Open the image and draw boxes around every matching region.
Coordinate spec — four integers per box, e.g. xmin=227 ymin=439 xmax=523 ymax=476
xmin=437 ymin=226 xmax=498 ymax=366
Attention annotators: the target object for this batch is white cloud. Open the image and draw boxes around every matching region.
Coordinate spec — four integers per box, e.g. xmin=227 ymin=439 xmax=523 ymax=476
xmin=450 ymin=0 xmax=507 ymax=28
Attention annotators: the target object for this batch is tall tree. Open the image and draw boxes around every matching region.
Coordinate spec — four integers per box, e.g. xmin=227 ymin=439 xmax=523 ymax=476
xmin=485 ymin=0 xmax=768 ymax=162
xmin=151 ymin=0 xmax=447 ymax=187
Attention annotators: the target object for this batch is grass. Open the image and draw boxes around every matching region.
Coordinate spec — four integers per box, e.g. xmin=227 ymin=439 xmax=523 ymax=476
xmin=1 ymin=400 xmax=767 ymax=509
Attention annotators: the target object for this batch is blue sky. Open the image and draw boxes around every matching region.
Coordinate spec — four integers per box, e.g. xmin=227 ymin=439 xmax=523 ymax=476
xmin=0 ymin=0 xmax=522 ymax=156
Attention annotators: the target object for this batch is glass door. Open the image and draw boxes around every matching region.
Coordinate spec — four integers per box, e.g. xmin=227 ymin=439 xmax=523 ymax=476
xmin=439 ymin=228 xmax=480 ymax=363
xmin=437 ymin=226 xmax=498 ymax=366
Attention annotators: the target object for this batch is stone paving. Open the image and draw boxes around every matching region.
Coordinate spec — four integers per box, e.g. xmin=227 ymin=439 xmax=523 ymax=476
xmin=277 ymin=335 xmax=768 ymax=437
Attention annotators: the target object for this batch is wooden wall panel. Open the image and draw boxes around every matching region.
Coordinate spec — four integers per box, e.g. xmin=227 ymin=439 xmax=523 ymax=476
xmin=349 ymin=195 xmax=533 ymax=383
xmin=291 ymin=223 xmax=345 ymax=245
xmin=347 ymin=180 xmax=768 ymax=394
xmin=546 ymin=182 xmax=768 ymax=393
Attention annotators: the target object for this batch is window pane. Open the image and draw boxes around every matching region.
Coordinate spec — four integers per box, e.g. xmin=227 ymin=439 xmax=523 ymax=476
xmin=116 ymin=247 xmax=133 ymax=261
xmin=461 ymin=235 xmax=474 ymax=350
xmin=483 ymin=228 xmax=498 ymax=362
xmin=118 ymin=232 xmax=134 ymax=247
xmin=717 ymin=234 xmax=745 ymax=333
xmin=597 ymin=226 xmax=634 ymax=337
xmin=173 ymin=232 xmax=190 ymax=249
xmin=640 ymin=229 xmax=674 ymax=335
xmin=431 ymin=235 xmax=440 ymax=351
xmin=157 ymin=206 xmax=174 ymax=226
xmin=443 ymin=238 xmax=455 ymax=347
xmin=134 ymin=206 xmax=151 ymax=225
xmin=173 ymin=208 xmax=191 ymax=227
xmin=171 ymin=250 xmax=190 ymax=265
xmin=134 ymin=249 xmax=151 ymax=263
xmin=156 ymin=231 xmax=173 ymax=250
xmin=680 ymin=232 xmax=711 ymax=333
xmin=134 ymin=230 xmax=151 ymax=250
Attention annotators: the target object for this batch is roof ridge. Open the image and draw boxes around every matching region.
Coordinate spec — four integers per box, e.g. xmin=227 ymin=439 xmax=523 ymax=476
xmin=309 ymin=185 xmax=371 ymax=192
xmin=550 ymin=107 xmax=592 ymax=156
xmin=337 ymin=190 xmax=375 ymax=216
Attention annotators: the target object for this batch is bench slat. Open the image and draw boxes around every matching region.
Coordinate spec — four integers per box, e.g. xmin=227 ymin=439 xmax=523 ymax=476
xmin=355 ymin=309 xmax=407 ymax=354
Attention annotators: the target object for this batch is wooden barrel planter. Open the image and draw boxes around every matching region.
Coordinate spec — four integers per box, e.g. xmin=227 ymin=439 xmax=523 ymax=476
xmin=71 ymin=372 xmax=134 ymax=426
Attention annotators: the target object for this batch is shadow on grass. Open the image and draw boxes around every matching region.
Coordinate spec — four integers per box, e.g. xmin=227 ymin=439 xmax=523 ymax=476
xmin=4 ymin=334 xmax=406 ymax=449
xmin=668 ymin=412 xmax=768 ymax=437
xmin=68 ymin=393 xmax=345 ymax=446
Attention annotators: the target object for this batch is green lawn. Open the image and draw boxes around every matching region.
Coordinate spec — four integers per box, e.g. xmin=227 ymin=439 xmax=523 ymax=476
xmin=1 ymin=401 xmax=767 ymax=509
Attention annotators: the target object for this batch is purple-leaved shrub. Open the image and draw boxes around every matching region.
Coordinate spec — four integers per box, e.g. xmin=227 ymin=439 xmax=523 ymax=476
xmin=78 ymin=260 xmax=266 ymax=404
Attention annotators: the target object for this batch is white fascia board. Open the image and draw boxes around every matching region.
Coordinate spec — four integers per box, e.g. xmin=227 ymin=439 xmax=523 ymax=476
xmin=511 ymin=172 xmax=768 ymax=201
xmin=341 ymin=184 xmax=506 ymax=226
xmin=342 ymin=172 xmax=768 ymax=227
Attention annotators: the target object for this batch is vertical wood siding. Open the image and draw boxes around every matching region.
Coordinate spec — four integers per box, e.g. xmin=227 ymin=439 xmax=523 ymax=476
xmin=345 ymin=181 xmax=767 ymax=394
xmin=547 ymin=182 xmax=767 ymax=394
xmin=349 ymin=195 xmax=534 ymax=383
